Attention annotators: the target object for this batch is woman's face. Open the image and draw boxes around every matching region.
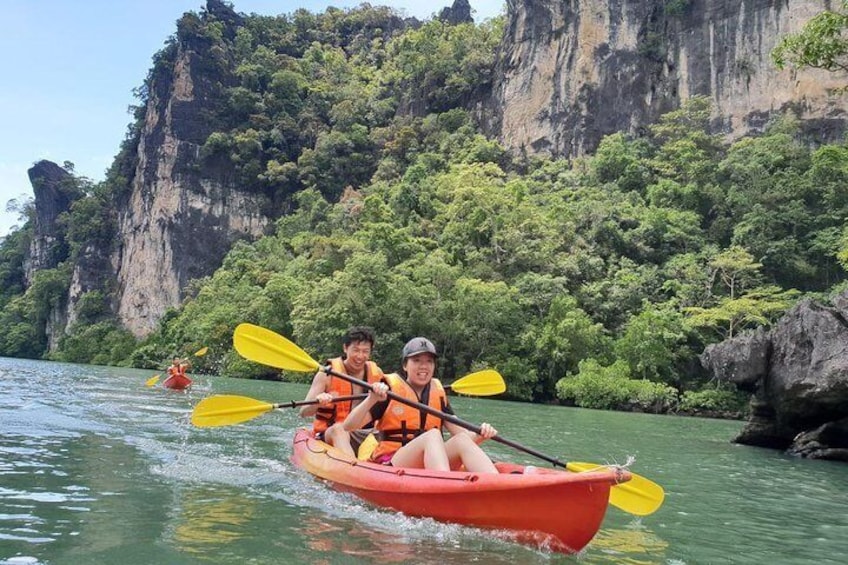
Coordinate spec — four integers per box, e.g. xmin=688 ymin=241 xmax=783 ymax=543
xmin=403 ymin=353 xmax=436 ymax=388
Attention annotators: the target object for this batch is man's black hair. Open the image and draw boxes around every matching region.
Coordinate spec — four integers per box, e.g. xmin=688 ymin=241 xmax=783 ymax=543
xmin=343 ymin=326 xmax=375 ymax=347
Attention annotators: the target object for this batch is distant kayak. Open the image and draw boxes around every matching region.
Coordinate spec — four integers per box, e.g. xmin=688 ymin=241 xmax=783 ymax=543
xmin=291 ymin=428 xmax=628 ymax=553
xmin=161 ymin=373 xmax=192 ymax=390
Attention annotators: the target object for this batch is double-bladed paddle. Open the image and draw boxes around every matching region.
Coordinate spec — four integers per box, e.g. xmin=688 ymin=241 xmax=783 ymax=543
xmin=191 ymin=369 xmax=505 ymax=428
xmin=232 ymin=323 xmax=665 ymax=516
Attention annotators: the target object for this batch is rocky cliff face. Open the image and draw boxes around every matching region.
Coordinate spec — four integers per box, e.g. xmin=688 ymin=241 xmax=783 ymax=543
xmin=113 ymin=3 xmax=270 ymax=337
xmin=25 ymin=160 xmax=83 ymax=350
xmin=701 ymin=292 xmax=848 ymax=461
xmin=24 ymin=161 xmax=79 ymax=285
xmin=487 ymin=0 xmax=848 ymax=157
xmin=26 ymin=0 xmax=848 ymax=344
xmin=438 ymin=0 xmax=474 ymax=24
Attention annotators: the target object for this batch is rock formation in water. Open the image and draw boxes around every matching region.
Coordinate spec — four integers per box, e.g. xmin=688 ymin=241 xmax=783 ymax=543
xmin=485 ymin=0 xmax=848 ymax=157
xmin=701 ymin=291 xmax=848 ymax=461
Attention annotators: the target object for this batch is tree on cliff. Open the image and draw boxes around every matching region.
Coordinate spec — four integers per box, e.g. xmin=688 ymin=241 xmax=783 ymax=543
xmin=772 ymin=1 xmax=848 ymax=75
xmin=838 ymin=228 xmax=848 ymax=271
xmin=684 ymin=246 xmax=799 ymax=339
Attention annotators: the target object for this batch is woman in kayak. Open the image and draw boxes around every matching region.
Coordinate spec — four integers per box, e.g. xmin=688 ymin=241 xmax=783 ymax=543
xmin=344 ymin=337 xmax=498 ymax=474
xmin=163 ymin=356 xmax=192 ymax=389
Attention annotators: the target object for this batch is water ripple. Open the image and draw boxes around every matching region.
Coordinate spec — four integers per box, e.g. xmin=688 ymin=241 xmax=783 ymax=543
xmin=1 ymin=357 xmax=847 ymax=564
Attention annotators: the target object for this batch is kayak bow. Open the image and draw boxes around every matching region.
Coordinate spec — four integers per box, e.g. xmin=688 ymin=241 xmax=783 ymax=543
xmin=162 ymin=373 xmax=193 ymax=390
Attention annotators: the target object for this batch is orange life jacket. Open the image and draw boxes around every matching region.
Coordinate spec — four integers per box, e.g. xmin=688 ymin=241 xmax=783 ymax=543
xmin=167 ymin=364 xmax=186 ymax=379
xmin=313 ymin=357 xmax=384 ymax=434
xmin=370 ymin=373 xmax=447 ymax=462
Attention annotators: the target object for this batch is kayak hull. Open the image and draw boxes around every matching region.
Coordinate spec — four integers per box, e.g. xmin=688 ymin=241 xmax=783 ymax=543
xmin=291 ymin=428 xmax=627 ymax=553
xmin=162 ymin=373 xmax=192 ymax=390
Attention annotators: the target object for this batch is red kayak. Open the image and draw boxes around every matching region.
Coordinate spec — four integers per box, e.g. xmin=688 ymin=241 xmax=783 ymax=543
xmin=291 ymin=428 xmax=628 ymax=553
xmin=162 ymin=373 xmax=192 ymax=390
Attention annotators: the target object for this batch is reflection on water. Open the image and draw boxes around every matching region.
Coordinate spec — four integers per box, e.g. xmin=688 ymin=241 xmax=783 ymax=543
xmin=587 ymin=523 xmax=669 ymax=564
xmin=171 ymin=488 xmax=255 ymax=552
xmin=298 ymin=516 xmax=416 ymax=564
xmin=292 ymin=514 xmax=528 ymax=565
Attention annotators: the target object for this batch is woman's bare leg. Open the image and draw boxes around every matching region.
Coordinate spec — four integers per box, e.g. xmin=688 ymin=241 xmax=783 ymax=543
xmin=391 ymin=429 xmax=450 ymax=470
xmin=445 ymin=433 xmax=498 ymax=474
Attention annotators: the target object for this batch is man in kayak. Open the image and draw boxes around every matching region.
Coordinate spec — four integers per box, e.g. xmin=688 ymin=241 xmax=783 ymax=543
xmin=299 ymin=326 xmax=384 ymax=458
xmin=343 ymin=337 xmax=498 ymax=473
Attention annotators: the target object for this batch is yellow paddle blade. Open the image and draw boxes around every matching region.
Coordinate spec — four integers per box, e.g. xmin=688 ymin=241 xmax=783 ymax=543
xmin=191 ymin=395 xmax=276 ymax=428
xmin=567 ymin=461 xmax=665 ymax=516
xmin=233 ymin=323 xmax=320 ymax=372
xmin=194 ymin=346 xmax=209 ymax=357
xmin=449 ymin=370 xmax=505 ymax=396
xmin=145 ymin=375 xmax=160 ymax=387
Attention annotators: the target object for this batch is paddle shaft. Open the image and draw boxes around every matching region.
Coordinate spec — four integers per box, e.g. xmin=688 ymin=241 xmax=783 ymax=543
xmin=287 ymin=393 xmax=365 ymax=409
xmin=193 ymin=377 xmax=497 ymax=426
xmin=325 ymin=367 xmax=569 ymax=469
xmin=289 ymin=382 xmax=472 ymax=412
xmin=214 ymin=394 xmax=368 ymax=417
xmin=200 ymin=394 xmax=367 ymax=419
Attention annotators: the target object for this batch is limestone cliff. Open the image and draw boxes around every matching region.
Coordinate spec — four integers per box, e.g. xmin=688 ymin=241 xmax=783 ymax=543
xmin=112 ymin=2 xmax=270 ymax=337
xmin=487 ymin=0 xmax=848 ymax=157
xmin=24 ymin=161 xmax=80 ymax=350
xmin=24 ymin=161 xmax=79 ymax=285
xmin=25 ymin=0 xmax=848 ymax=346
xmin=438 ymin=0 xmax=474 ymax=24
xmin=701 ymin=293 xmax=848 ymax=461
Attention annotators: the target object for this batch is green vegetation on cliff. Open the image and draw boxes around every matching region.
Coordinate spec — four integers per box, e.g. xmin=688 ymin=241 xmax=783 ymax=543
xmin=2 ymin=3 xmax=848 ymax=415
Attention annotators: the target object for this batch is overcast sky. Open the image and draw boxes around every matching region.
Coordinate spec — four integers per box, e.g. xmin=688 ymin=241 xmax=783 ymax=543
xmin=0 ymin=0 xmax=505 ymax=237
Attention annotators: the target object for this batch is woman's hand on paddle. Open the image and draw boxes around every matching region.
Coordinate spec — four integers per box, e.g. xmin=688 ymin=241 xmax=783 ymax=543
xmin=369 ymin=381 xmax=389 ymax=401
xmin=344 ymin=381 xmax=387 ymax=432
xmin=478 ymin=422 xmax=497 ymax=442
xmin=316 ymin=392 xmax=334 ymax=406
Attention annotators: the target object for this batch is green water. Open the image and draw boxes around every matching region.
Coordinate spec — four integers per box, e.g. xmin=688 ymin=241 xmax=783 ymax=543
xmin=1 ymin=358 xmax=846 ymax=564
